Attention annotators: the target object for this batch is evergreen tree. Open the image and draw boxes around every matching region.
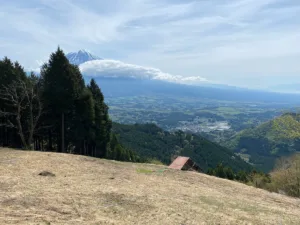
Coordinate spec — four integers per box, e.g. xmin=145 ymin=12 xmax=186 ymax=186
xmin=70 ymin=87 xmax=95 ymax=155
xmin=207 ymin=168 xmax=215 ymax=176
xmin=224 ymin=166 xmax=234 ymax=180
xmin=215 ymin=163 xmax=226 ymax=178
xmin=236 ymin=170 xmax=248 ymax=182
xmin=88 ymin=79 xmax=111 ymax=157
xmin=41 ymin=47 xmax=83 ymax=152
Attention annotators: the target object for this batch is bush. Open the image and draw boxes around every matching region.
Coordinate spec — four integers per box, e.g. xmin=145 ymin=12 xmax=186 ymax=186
xmin=271 ymin=154 xmax=300 ymax=197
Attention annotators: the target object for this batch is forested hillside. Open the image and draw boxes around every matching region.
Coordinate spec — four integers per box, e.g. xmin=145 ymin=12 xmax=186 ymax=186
xmin=226 ymin=113 xmax=300 ymax=172
xmin=112 ymin=123 xmax=252 ymax=172
xmin=0 ymin=48 xmax=138 ymax=162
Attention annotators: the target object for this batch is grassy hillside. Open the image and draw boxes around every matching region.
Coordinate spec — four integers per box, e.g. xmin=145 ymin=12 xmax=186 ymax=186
xmin=226 ymin=113 xmax=300 ymax=172
xmin=1 ymin=148 xmax=300 ymax=225
xmin=112 ymin=123 xmax=252 ymax=172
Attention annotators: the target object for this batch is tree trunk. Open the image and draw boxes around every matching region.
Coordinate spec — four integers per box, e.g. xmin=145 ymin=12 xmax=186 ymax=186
xmin=41 ymin=137 xmax=44 ymax=151
xmin=48 ymin=130 xmax=53 ymax=151
xmin=83 ymin=140 xmax=86 ymax=155
xmin=16 ymin=104 xmax=27 ymax=148
xmin=61 ymin=113 xmax=65 ymax=153
xmin=26 ymin=103 xmax=34 ymax=149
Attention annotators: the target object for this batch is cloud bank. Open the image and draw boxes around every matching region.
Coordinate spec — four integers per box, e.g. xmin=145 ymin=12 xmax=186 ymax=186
xmin=2 ymin=0 xmax=300 ymax=88
xmin=80 ymin=60 xmax=207 ymax=85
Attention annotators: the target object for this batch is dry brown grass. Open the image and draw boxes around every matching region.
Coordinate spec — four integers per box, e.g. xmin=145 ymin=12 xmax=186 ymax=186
xmin=1 ymin=148 xmax=300 ymax=225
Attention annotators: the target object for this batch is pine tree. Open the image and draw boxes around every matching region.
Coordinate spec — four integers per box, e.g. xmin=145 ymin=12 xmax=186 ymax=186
xmin=236 ymin=170 xmax=248 ymax=182
xmin=224 ymin=167 xmax=234 ymax=180
xmin=41 ymin=47 xmax=84 ymax=152
xmin=215 ymin=163 xmax=226 ymax=178
xmin=70 ymin=87 xmax=95 ymax=155
xmin=88 ymin=79 xmax=111 ymax=157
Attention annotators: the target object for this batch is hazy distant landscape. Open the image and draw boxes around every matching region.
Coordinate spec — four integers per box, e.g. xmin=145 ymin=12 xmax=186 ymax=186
xmin=105 ymin=93 xmax=294 ymax=140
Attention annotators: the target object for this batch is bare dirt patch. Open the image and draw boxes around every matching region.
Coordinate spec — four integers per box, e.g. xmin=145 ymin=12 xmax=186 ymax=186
xmin=1 ymin=148 xmax=300 ymax=224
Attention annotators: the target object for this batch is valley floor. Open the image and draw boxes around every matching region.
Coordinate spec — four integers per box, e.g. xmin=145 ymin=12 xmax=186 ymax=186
xmin=1 ymin=148 xmax=300 ymax=225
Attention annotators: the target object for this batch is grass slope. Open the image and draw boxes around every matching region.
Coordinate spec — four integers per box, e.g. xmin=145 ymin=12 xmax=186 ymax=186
xmin=1 ymin=149 xmax=300 ymax=225
xmin=226 ymin=113 xmax=300 ymax=172
xmin=112 ymin=123 xmax=252 ymax=172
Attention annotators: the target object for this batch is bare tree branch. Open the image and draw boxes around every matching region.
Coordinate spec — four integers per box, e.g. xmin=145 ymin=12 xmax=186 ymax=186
xmin=0 ymin=111 xmax=17 ymax=117
xmin=0 ymin=121 xmax=15 ymax=128
xmin=0 ymin=79 xmax=44 ymax=148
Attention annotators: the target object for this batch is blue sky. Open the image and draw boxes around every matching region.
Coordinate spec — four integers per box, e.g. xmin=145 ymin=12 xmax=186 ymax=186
xmin=1 ymin=0 xmax=300 ymax=89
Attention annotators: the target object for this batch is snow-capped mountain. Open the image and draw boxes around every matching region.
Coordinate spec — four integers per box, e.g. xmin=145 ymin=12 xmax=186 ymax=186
xmin=66 ymin=49 xmax=102 ymax=65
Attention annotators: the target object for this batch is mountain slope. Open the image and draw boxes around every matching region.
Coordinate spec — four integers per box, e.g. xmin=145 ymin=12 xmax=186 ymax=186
xmin=62 ymin=51 xmax=300 ymax=105
xmin=1 ymin=148 xmax=300 ymax=225
xmin=112 ymin=123 xmax=252 ymax=172
xmin=66 ymin=49 xmax=102 ymax=65
xmin=90 ymin=77 xmax=300 ymax=104
xmin=64 ymin=50 xmax=300 ymax=104
xmin=226 ymin=113 xmax=300 ymax=172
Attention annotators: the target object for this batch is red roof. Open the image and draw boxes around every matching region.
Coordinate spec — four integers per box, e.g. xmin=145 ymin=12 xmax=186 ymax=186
xmin=168 ymin=156 xmax=190 ymax=170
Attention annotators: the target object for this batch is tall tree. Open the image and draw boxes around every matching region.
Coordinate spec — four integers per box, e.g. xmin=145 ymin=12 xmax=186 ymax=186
xmin=70 ymin=87 xmax=95 ymax=155
xmin=41 ymin=47 xmax=83 ymax=152
xmin=88 ymin=79 xmax=112 ymax=157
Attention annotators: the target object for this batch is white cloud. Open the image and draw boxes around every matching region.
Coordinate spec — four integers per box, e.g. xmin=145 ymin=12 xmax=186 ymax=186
xmin=2 ymin=0 xmax=300 ymax=88
xmin=79 ymin=59 xmax=207 ymax=84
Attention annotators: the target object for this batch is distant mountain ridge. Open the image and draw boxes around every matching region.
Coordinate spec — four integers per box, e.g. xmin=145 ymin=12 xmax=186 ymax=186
xmin=225 ymin=113 xmax=300 ymax=172
xmin=32 ymin=49 xmax=300 ymax=101
xmin=62 ymin=50 xmax=300 ymax=104
xmin=66 ymin=49 xmax=102 ymax=65
xmin=90 ymin=77 xmax=300 ymax=104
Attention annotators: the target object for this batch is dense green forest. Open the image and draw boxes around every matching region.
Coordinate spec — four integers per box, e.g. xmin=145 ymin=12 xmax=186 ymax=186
xmin=0 ymin=48 xmax=138 ymax=162
xmin=112 ymin=123 xmax=252 ymax=172
xmin=225 ymin=113 xmax=300 ymax=172
xmin=207 ymin=163 xmax=271 ymax=187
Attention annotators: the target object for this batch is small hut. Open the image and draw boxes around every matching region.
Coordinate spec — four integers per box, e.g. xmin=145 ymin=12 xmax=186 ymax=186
xmin=168 ymin=156 xmax=202 ymax=172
